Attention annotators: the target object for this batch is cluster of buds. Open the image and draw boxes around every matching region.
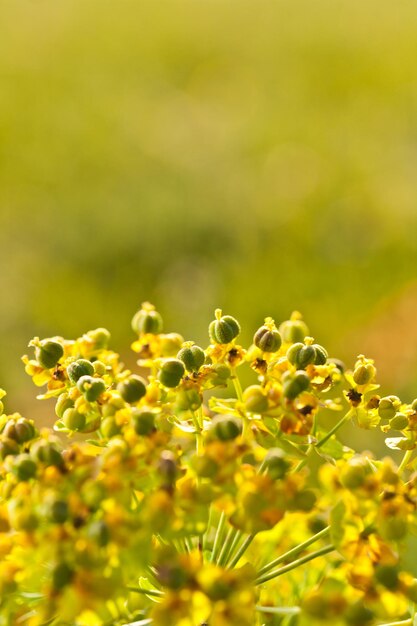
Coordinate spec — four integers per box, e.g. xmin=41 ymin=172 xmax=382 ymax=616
xmin=0 ymin=304 xmax=417 ymax=625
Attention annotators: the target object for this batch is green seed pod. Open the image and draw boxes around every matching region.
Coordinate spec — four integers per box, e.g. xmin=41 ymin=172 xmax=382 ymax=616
xmin=132 ymin=408 xmax=155 ymax=436
xmin=3 ymin=418 xmax=36 ymax=444
xmin=378 ymin=396 xmax=400 ymax=420
xmin=389 ymin=413 xmax=409 ymax=431
xmin=101 ymin=396 xmax=125 ymax=418
xmin=263 ymin=448 xmax=290 ymax=479
xmin=77 ymin=376 xmax=106 ymax=402
xmin=287 ymin=343 xmax=316 ymax=369
xmin=253 ymin=320 xmax=282 ymax=353
xmin=279 ymin=315 xmax=309 ymax=344
xmin=117 ymin=375 xmax=147 ymax=403
xmin=86 ymin=327 xmax=111 ymax=350
xmin=283 ymin=371 xmax=310 ymax=400
xmin=345 ymin=602 xmax=374 ymax=626
xmin=177 ymin=344 xmax=205 ymax=372
xmin=210 ymin=363 xmax=231 ymax=386
xmin=211 ymin=414 xmax=242 ymax=441
xmin=209 ymin=309 xmax=240 ymax=344
xmin=67 ymin=359 xmax=94 ymax=384
xmin=353 ymin=362 xmax=376 ymax=386
xmin=31 ymin=441 xmax=63 ymax=467
xmin=340 ymin=459 xmax=369 ymax=489
xmin=378 ymin=516 xmax=408 ymax=541
xmin=159 ymin=359 xmax=185 ymax=388
xmin=63 ymin=408 xmax=86 ymax=431
xmin=131 ymin=302 xmax=163 ymax=335
xmin=35 ymin=339 xmax=64 ymax=369
xmin=52 ymin=562 xmax=74 ymax=591
xmin=100 ymin=417 xmax=121 ymax=439
xmin=175 ymin=386 xmax=202 ymax=411
xmin=48 ymin=499 xmax=69 ymax=524
xmin=313 ymin=344 xmax=328 ymax=365
xmin=293 ymin=489 xmax=316 ymax=511
xmin=0 ymin=437 xmax=19 ymax=459
xmin=13 ymin=455 xmax=37 ymax=481
xmin=242 ymin=385 xmax=269 ymax=414
xmin=55 ymin=393 xmax=74 ymax=418
xmin=93 ymin=360 xmax=107 ymax=376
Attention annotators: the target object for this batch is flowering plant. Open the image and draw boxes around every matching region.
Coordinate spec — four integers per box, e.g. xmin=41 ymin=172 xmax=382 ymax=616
xmin=1 ymin=303 xmax=417 ymax=626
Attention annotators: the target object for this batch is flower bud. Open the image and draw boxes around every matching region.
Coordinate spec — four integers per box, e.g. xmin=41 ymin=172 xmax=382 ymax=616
xmin=132 ymin=408 xmax=155 ymax=435
xmin=209 ymin=309 xmax=240 ymax=344
xmin=117 ymin=375 xmax=147 ymax=403
xmin=389 ymin=413 xmax=408 ymax=431
xmin=77 ymin=376 xmax=106 ymax=402
xmin=353 ymin=359 xmax=376 ymax=386
xmin=100 ymin=417 xmax=121 ymax=439
xmin=209 ymin=363 xmax=231 ymax=386
xmin=253 ymin=320 xmax=282 ymax=353
xmin=93 ymin=360 xmax=107 ymax=376
xmin=3 ymin=418 xmax=36 ymax=444
xmin=31 ymin=441 xmax=63 ymax=467
xmin=279 ymin=314 xmax=309 ymax=343
xmin=48 ymin=499 xmax=69 ymax=524
xmin=0 ymin=437 xmax=19 ymax=459
xmin=67 ymin=359 xmax=94 ymax=384
xmin=175 ymin=386 xmax=202 ymax=411
xmin=263 ymin=448 xmax=290 ymax=479
xmin=211 ymin=414 xmax=242 ymax=441
xmin=378 ymin=396 xmax=400 ymax=419
xmin=13 ymin=454 xmax=37 ymax=481
xmin=286 ymin=343 xmax=316 ymax=369
xmin=340 ymin=458 xmax=369 ymax=489
xmin=131 ymin=302 xmax=163 ymax=335
xmin=177 ymin=344 xmax=205 ymax=372
xmin=55 ymin=393 xmax=74 ymax=418
xmin=313 ymin=344 xmax=328 ymax=365
xmin=374 ymin=565 xmax=399 ymax=590
xmin=378 ymin=516 xmax=408 ymax=541
xmin=242 ymin=385 xmax=269 ymax=413
xmin=52 ymin=562 xmax=73 ymax=591
xmin=86 ymin=327 xmax=111 ymax=350
xmin=158 ymin=359 xmax=185 ymax=388
xmin=63 ymin=408 xmax=86 ymax=431
xmin=282 ymin=371 xmax=310 ymax=400
xmin=35 ymin=339 xmax=64 ymax=369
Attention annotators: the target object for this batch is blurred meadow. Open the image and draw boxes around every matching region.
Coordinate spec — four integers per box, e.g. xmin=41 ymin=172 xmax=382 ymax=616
xmin=1 ymin=0 xmax=417 ymax=424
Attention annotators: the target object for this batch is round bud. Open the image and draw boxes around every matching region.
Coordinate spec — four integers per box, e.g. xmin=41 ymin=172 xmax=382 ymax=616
xmin=52 ymin=563 xmax=73 ymax=591
xmin=132 ymin=409 xmax=155 ymax=435
xmin=175 ymin=386 xmax=202 ymax=411
xmin=313 ymin=344 xmax=328 ymax=365
xmin=48 ymin=499 xmax=69 ymax=524
xmin=389 ymin=413 xmax=408 ymax=431
xmin=35 ymin=340 xmax=64 ymax=369
xmin=32 ymin=441 xmax=63 ymax=467
xmin=158 ymin=359 xmax=185 ymax=388
xmin=177 ymin=344 xmax=205 ymax=372
xmin=254 ymin=325 xmax=282 ymax=353
xmin=101 ymin=396 xmax=125 ymax=418
xmin=283 ymin=371 xmax=310 ymax=400
xmin=13 ymin=455 xmax=37 ymax=481
xmin=67 ymin=359 xmax=94 ymax=384
xmin=353 ymin=363 xmax=375 ymax=386
xmin=93 ymin=360 xmax=107 ymax=376
xmin=63 ymin=408 xmax=86 ymax=431
xmin=263 ymin=448 xmax=290 ymax=479
xmin=0 ymin=437 xmax=19 ymax=459
xmin=3 ymin=418 xmax=35 ymax=444
xmin=209 ymin=310 xmax=240 ymax=344
xmin=375 ymin=565 xmax=399 ymax=590
xmin=242 ymin=385 xmax=269 ymax=413
xmin=340 ymin=458 xmax=369 ymax=489
xmin=117 ymin=375 xmax=147 ymax=403
xmin=100 ymin=417 xmax=121 ymax=439
xmin=345 ymin=603 xmax=374 ymax=626
xmin=378 ymin=396 xmax=400 ymax=420
xmin=279 ymin=318 xmax=309 ymax=343
xmin=159 ymin=333 xmax=184 ymax=357
xmin=378 ymin=516 xmax=408 ymax=541
xmin=211 ymin=414 xmax=242 ymax=441
xmin=131 ymin=302 xmax=163 ymax=335
xmin=87 ymin=327 xmax=111 ymax=350
xmin=55 ymin=393 xmax=74 ymax=418
xmin=287 ymin=343 xmax=316 ymax=369
xmin=293 ymin=489 xmax=316 ymax=511
xmin=77 ymin=376 xmax=106 ymax=402
xmin=210 ymin=363 xmax=231 ymax=385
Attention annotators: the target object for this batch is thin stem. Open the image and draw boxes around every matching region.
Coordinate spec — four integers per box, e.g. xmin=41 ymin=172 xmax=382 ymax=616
xmin=224 ymin=529 xmax=244 ymax=567
xmin=377 ymin=620 xmax=413 ymax=626
xmin=227 ymin=533 xmax=255 ymax=569
xmin=232 ymin=369 xmax=243 ymax=402
xmin=191 ymin=411 xmax=203 ymax=456
xmin=256 ymin=544 xmax=335 ymax=585
xmin=293 ymin=412 xmax=350 ymax=473
xmin=255 ymin=606 xmax=301 ymax=615
xmin=126 ymin=587 xmax=164 ymax=598
xmin=217 ymin=526 xmax=239 ymax=566
xmin=210 ymin=511 xmax=226 ymax=563
xmin=398 ymin=449 xmax=413 ymax=473
xmin=257 ymin=526 xmax=330 ymax=577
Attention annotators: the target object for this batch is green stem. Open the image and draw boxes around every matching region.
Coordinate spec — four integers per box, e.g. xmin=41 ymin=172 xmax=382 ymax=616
xmin=217 ymin=526 xmax=239 ymax=566
xmin=191 ymin=411 xmax=202 ymax=456
xmin=255 ymin=606 xmax=301 ymax=615
xmin=126 ymin=587 xmax=164 ymax=598
xmin=377 ymin=620 xmax=413 ymax=626
xmin=210 ymin=511 xmax=226 ymax=563
xmin=294 ymin=412 xmax=350 ymax=472
xmin=256 ymin=544 xmax=335 ymax=585
xmin=232 ymin=369 xmax=243 ymax=402
xmin=224 ymin=529 xmax=244 ymax=566
xmin=257 ymin=526 xmax=330 ymax=577
xmin=227 ymin=533 xmax=255 ymax=569
xmin=398 ymin=449 xmax=414 ymax=473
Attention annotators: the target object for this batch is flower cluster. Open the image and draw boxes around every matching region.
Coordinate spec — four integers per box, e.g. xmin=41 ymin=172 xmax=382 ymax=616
xmin=1 ymin=303 xmax=417 ymax=625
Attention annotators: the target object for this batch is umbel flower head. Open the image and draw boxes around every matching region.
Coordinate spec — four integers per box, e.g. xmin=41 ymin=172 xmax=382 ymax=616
xmin=0 ymin=304 xmax=417 ymax=625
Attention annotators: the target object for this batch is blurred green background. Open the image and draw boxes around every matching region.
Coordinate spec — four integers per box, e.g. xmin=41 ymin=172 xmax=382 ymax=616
xmin=2 ymin=0 xmax=417 ymax=419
